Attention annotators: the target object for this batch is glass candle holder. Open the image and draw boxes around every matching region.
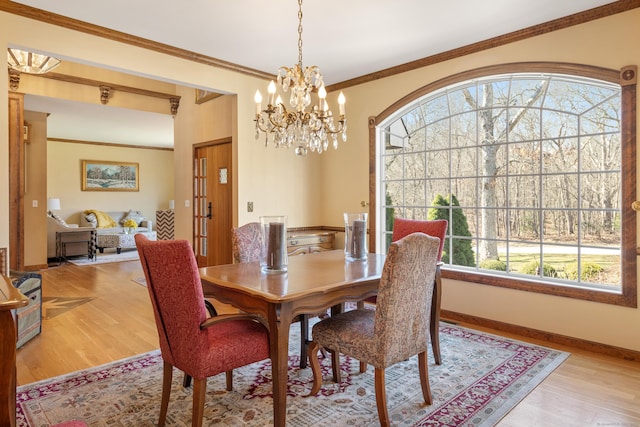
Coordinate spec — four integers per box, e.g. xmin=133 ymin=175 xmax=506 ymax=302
xmin=260 ymin=215 xmax=288 ymax=273
xmin=344 ymin=212 xmax=368 ymax=261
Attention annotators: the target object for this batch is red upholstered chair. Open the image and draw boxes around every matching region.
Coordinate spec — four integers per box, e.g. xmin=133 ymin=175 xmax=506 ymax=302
xmin=231 ymin=222 xmax=315 ymax=368
xmin=308 ymin=233 xmax=439 ymax=427
xmin=391 ymin=218 xmax=448 ymax=262
xmin=135 ymin=235 xmax=270 ymax=427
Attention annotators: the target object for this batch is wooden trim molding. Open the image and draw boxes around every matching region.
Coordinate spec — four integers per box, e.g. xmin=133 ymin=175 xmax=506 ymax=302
xmin=36 ymin=72 xmax=182 ymax=115
xmin=48 ymin=137 xmax=173 ymax=151
xmin=41 ymin=72 xmax=180 ymax=101
xmin=441 ymin=309 xmax=640 ymax=362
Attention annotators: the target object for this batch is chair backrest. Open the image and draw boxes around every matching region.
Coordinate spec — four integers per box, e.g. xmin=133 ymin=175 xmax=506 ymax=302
xmin=391 ymin=218 xmax=448 ymax=261
xmin=374 ymin=232 xmax=440 ymax=366
xmin=231 ymin=222 xmax=262 ymax=263
xmin=135 ymin=234 xmax=209 ymax=368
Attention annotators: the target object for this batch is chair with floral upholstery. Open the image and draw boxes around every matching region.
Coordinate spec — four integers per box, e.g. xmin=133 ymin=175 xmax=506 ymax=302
xmin=231 ymin=222 xmax=263 ymax=263
xmin=135 ymin=234 xmax=270 ymax=427
xmin=307 ymin=232 xmax=439 ymax=427
xmin=361 ymin=218 xmax=448 ymax=365
xmin=392 ymin=218 xmax=447 ymax=364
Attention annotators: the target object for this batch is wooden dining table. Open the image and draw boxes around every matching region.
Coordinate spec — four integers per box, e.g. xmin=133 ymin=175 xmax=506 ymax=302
xmin=199 ymin=249 xmax=386 ymax=427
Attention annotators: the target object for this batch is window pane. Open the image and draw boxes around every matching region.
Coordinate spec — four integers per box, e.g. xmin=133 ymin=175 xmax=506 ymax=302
xmin=380 ymin=71 xmax=623 ymax=294
xmin=508 ymin=107 xmax=541 ymax=141
xmin=543 ymin=138 xmax=578 ymax=173
xmin=543 ymin=175 xmax=578 ymax=209
xmin=509 ymin=175 xmax=540 ymax=208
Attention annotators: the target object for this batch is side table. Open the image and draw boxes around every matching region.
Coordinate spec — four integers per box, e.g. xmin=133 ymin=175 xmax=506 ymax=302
xmin=56 ymin=230 xmax=96 ymax=264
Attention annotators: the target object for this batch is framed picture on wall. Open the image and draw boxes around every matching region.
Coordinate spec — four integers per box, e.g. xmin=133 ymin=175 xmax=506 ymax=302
xmin=81 ymin=160 xmax=139 ymax=192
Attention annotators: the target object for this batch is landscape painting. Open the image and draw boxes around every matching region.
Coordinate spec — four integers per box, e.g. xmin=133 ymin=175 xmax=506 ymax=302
xmin=81 ymin=160 xmax=139 ymax=191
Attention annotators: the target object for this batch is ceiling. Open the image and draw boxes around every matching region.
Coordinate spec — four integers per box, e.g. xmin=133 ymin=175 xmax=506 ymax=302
xmin=13 ymin=0 xmax=619 ymax=148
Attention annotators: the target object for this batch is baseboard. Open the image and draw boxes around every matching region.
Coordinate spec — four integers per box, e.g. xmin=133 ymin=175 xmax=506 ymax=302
xmin=441 ymin=309 xmax=640 ymax=363
xmin=15 ymin=263 xmax=48 ymax=272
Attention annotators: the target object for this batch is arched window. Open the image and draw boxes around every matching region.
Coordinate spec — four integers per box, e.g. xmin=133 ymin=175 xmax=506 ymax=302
xmin=372 ymin=63 xmax=637 ymax=307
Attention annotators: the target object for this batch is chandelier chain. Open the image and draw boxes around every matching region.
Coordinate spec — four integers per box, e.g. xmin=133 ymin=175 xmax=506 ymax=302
xmin=297 ymin=0 xmax=303 ymax=66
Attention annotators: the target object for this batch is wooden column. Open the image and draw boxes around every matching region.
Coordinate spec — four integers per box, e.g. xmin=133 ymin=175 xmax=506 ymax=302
xmin=8 ymin=93 xmax=25 ymax=271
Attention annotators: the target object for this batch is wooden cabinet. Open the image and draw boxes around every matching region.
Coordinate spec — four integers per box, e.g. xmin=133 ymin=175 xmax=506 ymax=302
xmin=287 ymin=230 xmax=336 ymax=256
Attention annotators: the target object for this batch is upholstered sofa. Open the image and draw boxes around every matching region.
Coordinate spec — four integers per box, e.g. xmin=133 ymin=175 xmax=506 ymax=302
xmin=46 ymin=215 xmax=95 ymax=259
xmin=79 ymin=210 xmax=153 ymax=234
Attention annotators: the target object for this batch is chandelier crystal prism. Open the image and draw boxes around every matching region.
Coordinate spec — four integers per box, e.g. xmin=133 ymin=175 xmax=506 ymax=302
xmin=254 ymin=0 xmax=346 ymax=156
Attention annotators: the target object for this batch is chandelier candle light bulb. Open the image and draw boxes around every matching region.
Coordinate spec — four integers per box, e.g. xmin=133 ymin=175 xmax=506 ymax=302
xmin=253 ymin=0 xmax=347 ymax=156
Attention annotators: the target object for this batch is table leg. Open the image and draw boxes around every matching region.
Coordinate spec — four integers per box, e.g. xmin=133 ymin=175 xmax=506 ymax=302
xmin=268 ymin=305 xmax=292 ymax=427
xmin=430 ymin=265 xmax=442 ymax=365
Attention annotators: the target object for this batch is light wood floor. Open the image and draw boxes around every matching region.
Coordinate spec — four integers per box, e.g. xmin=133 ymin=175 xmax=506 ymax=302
xmin=16 ymin=258 xmax=640 ymax=426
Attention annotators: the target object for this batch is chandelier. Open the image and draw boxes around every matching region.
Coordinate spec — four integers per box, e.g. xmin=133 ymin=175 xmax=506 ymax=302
xmin=7 ymin=48 xmax=61 ymax=74
xmin=254 ymin=0 xmax=346 ymax=156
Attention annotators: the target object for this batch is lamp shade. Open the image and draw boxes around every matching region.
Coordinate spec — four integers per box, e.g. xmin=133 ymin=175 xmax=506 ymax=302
xmin=47 ymin=198 xmax=61 ymax=211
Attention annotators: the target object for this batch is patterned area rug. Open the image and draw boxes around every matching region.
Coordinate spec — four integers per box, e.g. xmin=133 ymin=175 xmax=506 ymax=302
xmin=68 ymin=249 xmax=139 ymax=266
xmin=16 ymin=322 xmax=569 ymax=426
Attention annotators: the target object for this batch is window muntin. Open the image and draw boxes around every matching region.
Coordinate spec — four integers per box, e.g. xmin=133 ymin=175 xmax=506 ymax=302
xmin=379 ymin=72 xmax=623 ymax=292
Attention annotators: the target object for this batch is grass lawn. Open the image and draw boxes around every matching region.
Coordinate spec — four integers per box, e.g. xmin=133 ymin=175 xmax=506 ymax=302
xmin=498 ymin=251 xmax=620 ymax=286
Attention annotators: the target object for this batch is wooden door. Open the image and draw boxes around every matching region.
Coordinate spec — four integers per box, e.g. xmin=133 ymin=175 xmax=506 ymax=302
xmin=194 ymin=141 xmax=232 ymax=267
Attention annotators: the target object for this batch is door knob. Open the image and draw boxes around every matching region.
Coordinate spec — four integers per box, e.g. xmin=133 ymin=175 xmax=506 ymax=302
xmin=632 ymin=201 xmax=640 ymax=211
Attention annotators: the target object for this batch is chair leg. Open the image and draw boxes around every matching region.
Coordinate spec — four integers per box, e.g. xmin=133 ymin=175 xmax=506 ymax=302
xmin=183 ymin=373 xmax=192 ymax=388
xmin=307 ymin=341 xmax=323 ymax=396
xmin=431 ymin=269 xmax=442 ymax=365
xmin=374 ymin=367 xmax=390 ymax=427
xmin=299 ymin=314 xmax=309 ymax=368
xmin=359 ymin=361 xmax=367 ymax=373
xmin=225 ymin=370 xmax=233 ymax=391
xmin=331 ymin=349 xmax=341 ymax=383
xmin=159 ymin=362 xmax=173 ymax=427
xmin=192 ymin=378 xmax=207 ymax=427
xmin=418 ymin=351 xmax=433 ymax=405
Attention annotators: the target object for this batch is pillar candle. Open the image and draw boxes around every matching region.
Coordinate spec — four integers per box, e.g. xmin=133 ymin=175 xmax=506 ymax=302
xmin=267 ymin=222 xmax=284 ymax=269
xmin=352 ymin=219 xmax=366 ymax=259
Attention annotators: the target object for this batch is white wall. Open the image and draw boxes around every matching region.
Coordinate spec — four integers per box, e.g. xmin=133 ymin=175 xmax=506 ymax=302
xmin=47 ymin=141 xmax=174 ymax=225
